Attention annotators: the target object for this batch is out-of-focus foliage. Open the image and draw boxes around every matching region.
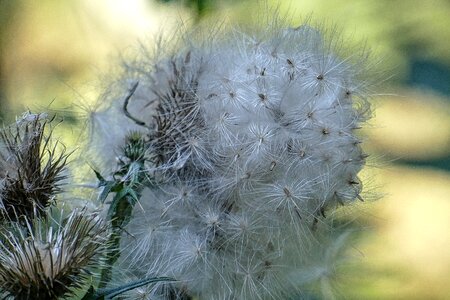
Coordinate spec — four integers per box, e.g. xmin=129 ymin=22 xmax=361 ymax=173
xmin=1 ymin=0 xmax=190 ymax=151
xmin=342 ymin=166 xmax=450 ymax=299
xmin=369 ymin=91 xmax=450 ymax=160
xmin=0 ymin=0 xmax=21 ymax=119
xmin=271 ymin=0 xmax=450 ymax=81
xmin=155 ymin=0 xmax=216 ymax=19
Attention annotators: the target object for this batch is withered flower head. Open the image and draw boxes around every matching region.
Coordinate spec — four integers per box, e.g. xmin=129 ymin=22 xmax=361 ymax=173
xmin=0 ymin=112 xmax=69 ymax=222
xmin=0 ymin=208 xmax=107 ymax=300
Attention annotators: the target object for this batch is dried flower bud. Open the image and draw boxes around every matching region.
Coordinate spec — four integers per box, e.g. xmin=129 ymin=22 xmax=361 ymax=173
xmin=0 ymin=113 xmax=69 ymax=223
xmin=0 ymin=208 xmax=107 ymax=300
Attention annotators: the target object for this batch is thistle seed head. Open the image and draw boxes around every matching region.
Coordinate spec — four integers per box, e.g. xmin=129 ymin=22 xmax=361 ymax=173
xmin=94 ymin=18 xmax=376 ymax=299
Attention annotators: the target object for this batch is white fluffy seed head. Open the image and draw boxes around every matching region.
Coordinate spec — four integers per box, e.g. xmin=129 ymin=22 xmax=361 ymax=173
xmin=93 ymin=16 xmax=376 ymax=299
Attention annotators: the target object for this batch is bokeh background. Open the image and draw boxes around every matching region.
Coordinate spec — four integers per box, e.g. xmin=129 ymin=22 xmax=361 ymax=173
xmin=1 ymin=0 xmax=449 ymax=299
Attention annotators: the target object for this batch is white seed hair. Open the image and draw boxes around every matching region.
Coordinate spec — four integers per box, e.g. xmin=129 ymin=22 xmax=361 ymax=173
xmin=92 ymin=17 xmax=375 ymax=300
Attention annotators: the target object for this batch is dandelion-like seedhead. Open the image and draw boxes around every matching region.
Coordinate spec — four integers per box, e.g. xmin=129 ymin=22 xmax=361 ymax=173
xmin=91 ymin=18 xmax=376 ymax=299
xmin=0 ymin=208 xmax=107 ymax=300
xmin=0 ymin=113 xmax=69 ymax=223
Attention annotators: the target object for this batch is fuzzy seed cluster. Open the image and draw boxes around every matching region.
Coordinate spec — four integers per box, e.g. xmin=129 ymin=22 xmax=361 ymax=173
xmin=96 ymin=25 xmax=372 ymax=299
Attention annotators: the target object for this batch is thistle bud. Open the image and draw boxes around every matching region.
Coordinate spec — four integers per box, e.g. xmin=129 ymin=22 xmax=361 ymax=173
xmin=0 ymin=113 xmax=69 ymax=223
xmin=0 ymin=209 xmax=107 ymax=300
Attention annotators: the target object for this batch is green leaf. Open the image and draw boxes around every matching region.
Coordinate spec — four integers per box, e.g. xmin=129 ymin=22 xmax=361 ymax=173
xmin=81 ymin=277 xmax=175 ymax=300
xmin=127 ymin=188 xmax=139 ymax=204
xmin=92 ymin=168 xmax=106 ymax=185
xmin=98 ymin=181 xmax=116 ymax=203
xmin=107 ymin=188 xmax=136 ymax=229
xmin=81 ymin=286 xmax=104 ymax=300
xmin=112 ymin=186 xmax=130 ymax=203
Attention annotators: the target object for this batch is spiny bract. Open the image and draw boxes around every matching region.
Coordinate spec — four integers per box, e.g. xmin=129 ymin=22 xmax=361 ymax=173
xmin=93 ymin=22 xmax=373 ymax=299
xmin=0 ymin=209 xmax=107 ymax=300
xmin=0 ymin=113 xmax=69 ymax=223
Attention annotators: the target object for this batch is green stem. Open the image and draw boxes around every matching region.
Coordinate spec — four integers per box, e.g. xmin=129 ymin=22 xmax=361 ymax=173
xmin=99 ymin=193 xmax=137 ymax=288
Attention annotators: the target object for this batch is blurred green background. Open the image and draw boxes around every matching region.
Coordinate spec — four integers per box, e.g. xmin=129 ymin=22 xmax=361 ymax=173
xmin=1 ymin=0 xmax=449 ymax=299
